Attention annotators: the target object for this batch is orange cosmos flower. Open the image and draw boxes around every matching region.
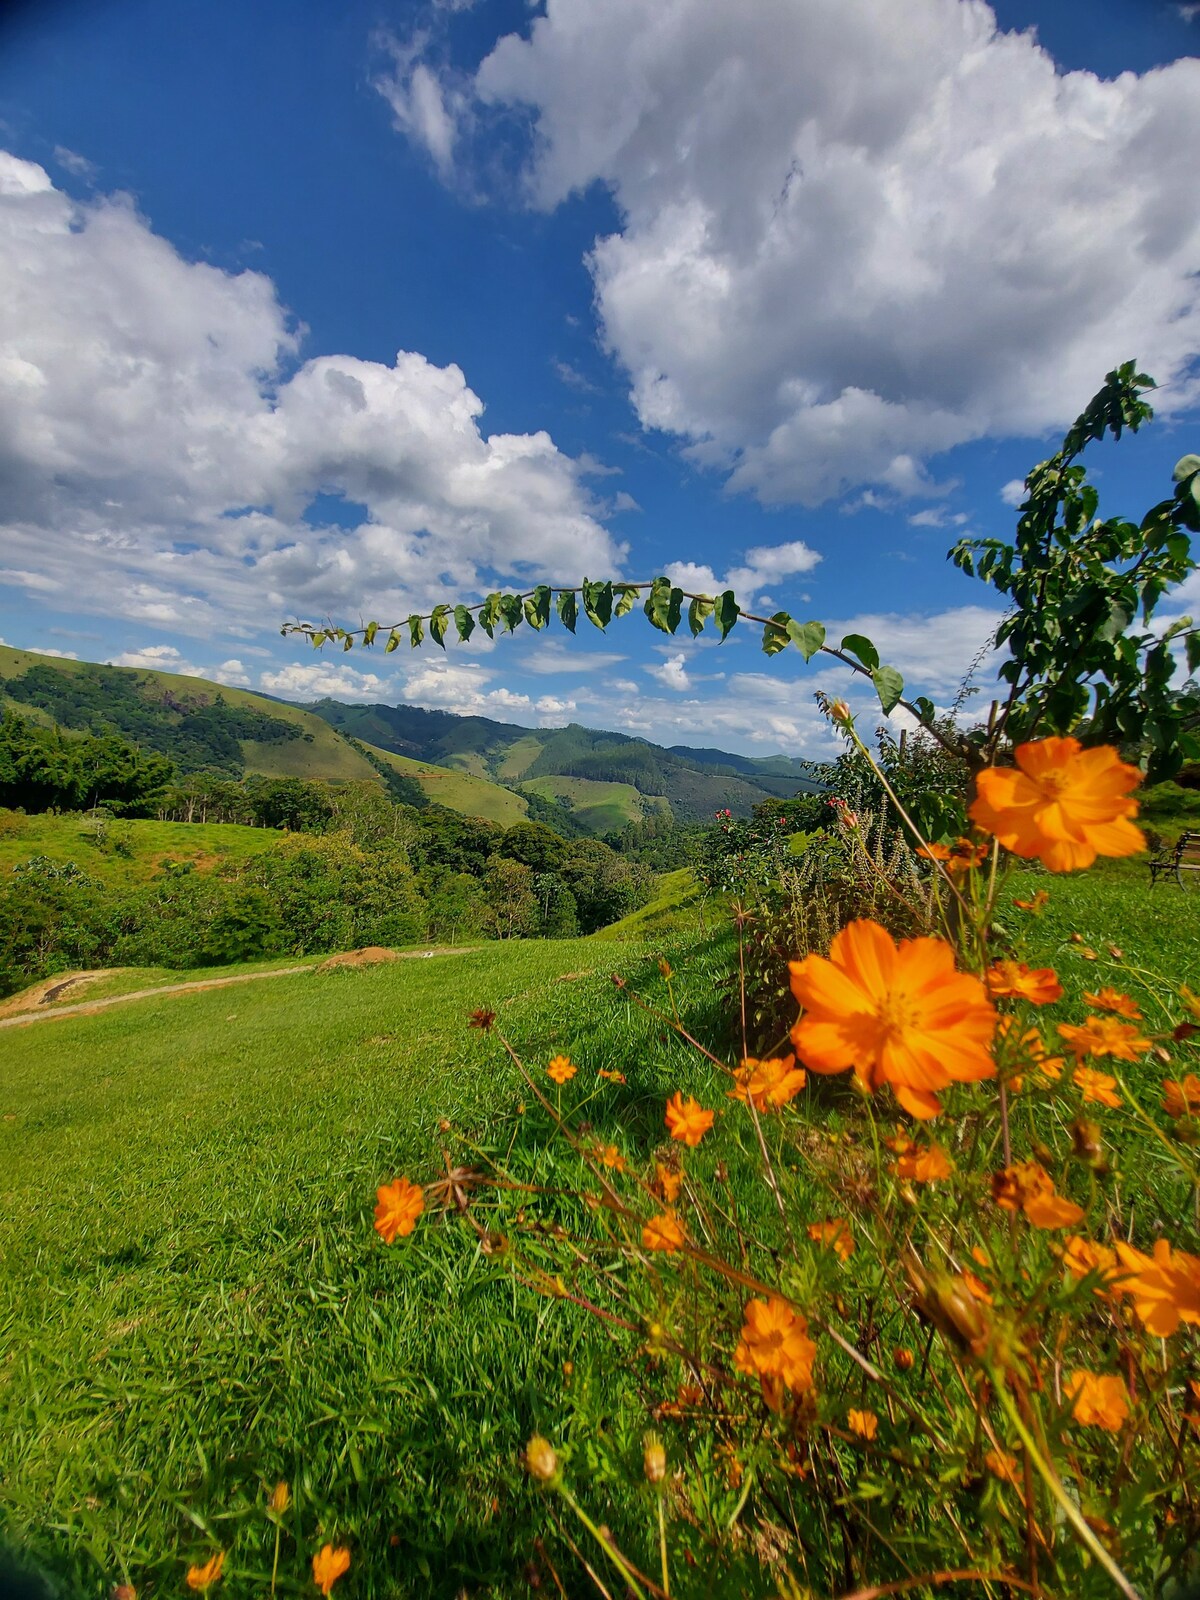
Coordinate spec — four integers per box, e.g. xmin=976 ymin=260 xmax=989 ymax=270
xmin=992 ymin=1162 xmax=1084 ymax=1228
xmin=984 ymin=1449 xmax=1020 ymax=1487
xmin=1013 ymin=890 xmax=1050 ymax=913
xmin=808 ymin=1218 xmax=855 ymax=1261
xmin=734 ymin=1297 xmax=816 ymax=1409
xmin=894 ymin=1142 xmax=954 ymax=1182
xmin=653 ymin=1162 xmax=682 ymax=1203
xmin=594 ymin=1144 xmax=627 ymax=1172
xmin=268 ymin=1481 xmax=291 ymax=1515
xmin=597 ymin=1067 xmax=626 ymax=1083
xmin=664 ymin=1092 xmax=714 ymax=1146
xmin=186 ymin=1554 xmax=224 ymax=1592
xmin=1113 ymin=1239 xmax=1200 ymax=1337
xmin=1072 ymin=1066 xmax=1121 ymax=1108
xmin=374 ymin=1176 xmax=424 ymax=1243
xmin=919 ymin=838 xmax=986 ymax=873
xmin=847 ymin=1408 xmax=878 ymax=1441
xmin=996 ymin=1017 xmax=1065 ymax=1081
xmin=1063 ymin=1235 xmax=1120 ymax=1289
xmin=1083 ymin=988 xmax=1142 ymax=1020
xmin=1057 ymin=1017 xmax=1150 ymax=1062
xmin=728 ymin=1054 xmax=807 ymax=1111
xmin=970 ymin=737 xmax=1144 ymax=872
xmin=1163 ymin=1074 xmax=1200 ymax=1118
xmin=643 ymin=1212 xmax=686 ymax=1253
xmin=547 ymin=1055 xmax=577 ymax=1084
xmin=986 ymin=960 xmax=1062 ymax=1005
xmin=311 ymin=1545 xmax=351 ymax=1597
xmin=1065 ymin=1371 xmax=1129 ymax=1431
xmin=789 ymin=919 xmax=996 ymax=1121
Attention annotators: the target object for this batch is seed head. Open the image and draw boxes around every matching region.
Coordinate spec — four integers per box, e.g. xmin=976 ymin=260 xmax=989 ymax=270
xmin=643 ymin=1433 xmax=667 ymax=1485
xmin=525 ymin=1434 xmax=559 ymax=1484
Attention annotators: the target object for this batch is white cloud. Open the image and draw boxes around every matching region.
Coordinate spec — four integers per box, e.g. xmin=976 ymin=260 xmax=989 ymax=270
xmin=664 ymin=537 xmax=822 ymax=601
xmin=53 ymin=147 xmax=97 ymax=180
xmin=213 ymin=658 xmax=251 ymax=687
xmin=110 ymin=644 xmax=200 ymax=675
xmin=824 ymin=604 xmax=1005 ymax=698
xmin=515 ymin=638 xmax=627 ymax=674
xmin=647 ymin=651 xmax=691 ymax=690
xmin=259 ymin=662 xmax=394 ymax=701
xmin=907 ymin=507 xmax=970 ymax=528
xmin=432 ymin=0 xmax=1200 ymax=505
xmin=28 ymin=646 xmax=78 ymax=660
xmin=1000 ymin=478 xmax=1027 ymax=507
xmin=373 ymin=33 xmax=467 ymax=179
xmin=0 ymin=151 xmax=624 ymax=642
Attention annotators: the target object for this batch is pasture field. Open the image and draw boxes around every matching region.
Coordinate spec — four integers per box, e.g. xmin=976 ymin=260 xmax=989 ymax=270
xmin=2 ymin=861 xmax=1198 ymax=1598
xmin=517 ymin=774 xmax=662 ymax=833
xmin=0 ymin=811 xmax=280 ymax=885
xmin=363 ymin=745 xmax=529 ymax=828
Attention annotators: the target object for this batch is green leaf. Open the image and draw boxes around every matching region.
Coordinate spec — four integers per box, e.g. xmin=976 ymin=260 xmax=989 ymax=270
xmin=762 ymin=612 xmax=792 ymax=657
xmin=666 ymin=586 xmax=684 ymax=634
xmin=840 ymin=633 xmax=879 ymax=671
xmin=644 ymin=576 xmax=674 ymax=634
xmin=408 ymin=614 xmax=425 ymax=648
xmin=582 ymin=579 xmax=613 ymax=630
xmin=1097 ymin=597 xmax=1133 ymax=643
xmin=454 ymin=605 xmax=476 ymax=644
xmin=614 ymin=584 xmax=640 ymax=617
xmin=429 ymin=605 xmax=450 ymax=649
xmin=1187 ymin=632 xmax=1200 ymax=675
xmin=479 ymin=592 xmax=502 ymax=639
xmin=385 ymin=630 xmax=401 ymax=654
xmin=363 ymin=620 xmax=379 ymax=647
xmin=1172 ymin=453 xmax=1200 ymax=483
xmin=524 ymin=586 xmax=551 ymax=631
xmin=871 ymin=664 xmax=904 ymax=714
xmin=687 ymin=595 xmax=714 ymax=637
xmin=341 ymin=633 xmax=353 ymax=652
xmin=911 ymin=695 xmax=936 ymax=723
xmin=786 ymin=619 xmax=825 ymax=661
xmin=715 ymin=590 xmax=740 ymax=640
xmin=499 ymin=593 xmax=523 ymax=634
xmin=557 ymin=590 xmax=578 ymax=633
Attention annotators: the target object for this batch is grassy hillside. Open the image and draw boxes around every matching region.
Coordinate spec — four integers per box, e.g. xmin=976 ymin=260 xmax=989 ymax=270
xmin=518 ymin=773 xmax=664 ymax=833
xmin=0 ymin=808 xmax=280 ymax=884
xmin=364 ymin=743 xmax=529 ymax=827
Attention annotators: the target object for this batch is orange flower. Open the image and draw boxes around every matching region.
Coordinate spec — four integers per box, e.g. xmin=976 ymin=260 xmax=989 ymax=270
xmin=847 ymin=1408 xmax=878 ymax=1440
xmin=992 ymin=1162 xmax=1084 ymax=1229
xmin=1065 ymin=1371 xmax=1129 ymax=1431
xmin=970 ymin=737 xmax=1144 ymax=872
xmin=986 ymin=960 xmax=1063 ymax=1005
xmin=643 ymin=1212 xmax=686 ymax=1253
xmin=734 ymin=1297 xmax=816 ymax=1408
xmin=268 ymin=1481 xmax=291 ymax=1515
xmin=1113 ymin=1239 xmax=1200 ymax=1337
xmin=547 ymin=1055 xmax=577 ymax=1084
xmin=1083 ymin=988 xmax=1142 ymax=1020
xmin=894 ymin=1143 xmax=954 ymax=1182
xmin=1057 ymin=1017 xmax=1150 ymax=1062
xmin=1013 ymin=890 xmax=1049 ymax=913
xmin=1062 ymin=1235 xmax=1120 ymax=1289
xmin=653 ymin=1163 xmax=682 ymax=1203
xmin=1163 ymin=1074 xmax=1200 ymax=1118
xmin=984 ymin=1449 xmax=1020 ymax=1486
xmin=664 ymin=1092 xmax=714 ymax=1146
xmin=311 ymin=1545 xmax=351 ymax=1597
xmin=917 ymin=841 xmax=951 ymax=862
xmin=373 ymin=1177 xmax=424 ymax=1244
xmin=1072 ymin=1066 xmax=1121 ymax=1108
xmin=728 ymin=1055 xmax=807 ymax=1111
xmin=598 ymin=1067 xmax=626 ymax=1083
xmin=808 ymin=1218 xmax=855 ymax=1262
xmin=996 ymin=1017 xmax=1065 ymax=1080
xmin=919 ymin=838 xmax=987 ymax=873
xmin=594 ymin=1144 xmax=627 ymax=1172
xmin=789 ymin=919 xmax=996 ymax=1120
xmin=186 ymin=1554 xmax=224 ymax=1592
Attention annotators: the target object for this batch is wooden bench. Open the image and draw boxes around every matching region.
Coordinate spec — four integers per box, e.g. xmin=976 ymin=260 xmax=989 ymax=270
xmin=1148 ymin=829 xmax=1200 ymax=888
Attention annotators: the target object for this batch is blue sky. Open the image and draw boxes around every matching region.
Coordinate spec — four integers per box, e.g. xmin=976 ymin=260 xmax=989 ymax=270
xmin=0 ymin=0 xmax=1197 ymax=756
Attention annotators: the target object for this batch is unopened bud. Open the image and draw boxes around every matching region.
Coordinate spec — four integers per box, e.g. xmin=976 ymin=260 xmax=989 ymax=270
xmin=829 ymin=699 xmax=851 ymax=725
xmin=658 ymin=958 xmax=673 ymax=979
xmin=643 ymin=1433 xmax=666 ymax=1485
xmin=1070 ymin=1118 xmax=1105 ymax=1168
xmin=268 ymin=1480 xmax=290 ymax=1515
xmin=525 ymin=1435 xmax=559 ymax=1484
xmin=893 ymin=1346 xmax=915 ymax=1371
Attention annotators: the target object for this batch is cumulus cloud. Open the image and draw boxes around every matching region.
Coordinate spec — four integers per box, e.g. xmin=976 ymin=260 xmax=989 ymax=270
xmin=664 ymin=537 xmax=822 ymax=603
xmin=647 ymin=651 xmax=692 ymax=691
xmin=259 ymin=662 xmax=396 ymax=701
xmin=0 ymin=151 xmax=623 ymax=641
xmin=396 ymin=0 xmax=1200 ymax=506
xmin=110 ymin=644 xmax=201 ymax=675
xmin=1000 ymin=478 xmax=1028 ymax=507
xmin=213 ymin=659 xmax=252 ymax=687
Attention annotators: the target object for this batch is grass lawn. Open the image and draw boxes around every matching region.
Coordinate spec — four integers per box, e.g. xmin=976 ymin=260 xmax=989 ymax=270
xmin=0 ymin=811 xmax=280 ymax=887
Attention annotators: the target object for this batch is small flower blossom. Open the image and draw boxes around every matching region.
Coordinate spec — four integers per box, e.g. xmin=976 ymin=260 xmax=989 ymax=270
xmin=970 ymin=737 xmax=1144 ymax=872
xmin=1062 ymin=1235 xmax=1121 ymax=1290
xmin=893 ymin=1142 xmax=954 ymax=1182
xmin=986 ymin=960 xmax=1063 ymax=1005
xmin=374 ymin=1176 xmax=424 ymax=1243
xmin=653 ymin=1163 xmax=682 ymax=1203
xmin=186 ymin=1554 xmax=224 ymax=1592
xmin=311 ymin=1547 xmax=351 ymax=1597
xmin=1058 ymin=1017 xmax=1151 ymax=1062
xmin=728 ymin=1055 xmax=807 ymax=1111
xmin=984 ymin=1449 xmax=1020 ymax=1486
xmin=664 ymin=1092 xmax=714 ymax=1146
xmin=642 ymin=1434 xmax=667 ymax=1484
xmin=992 ymin=1162 xmax=1084 ymax=1229
xmin=734 ymin=1297 xmax=816 ymax=1408
xmin=268 ymin=1481 xmax=291 ymax=1515
xmin=1084 ymin=988 xmax=1142 ymax=1020
xmin=643 ymin=1212 xmax=686 ymax=1253
xmin=847 ymin=1408 xmax=878 ymax=1440
xmin=1113 ymin=1239 xmax=1200 ymax=1337
xmin=547 ymin=1055 xmax=577 ymax=1084
xmin=598 ymin=1067 xmax=627 ymax=1083
xmin=594 ymin=1144 xmax=627 ymax=1172
xmin=789 ymin=919 xmax=996 ymax=1120
xmin=1065 ymin=1371 xmax=1130 ymax=1431
xmin=1072 ymin=1066 xmax=1122 ymax=1108
xmin=808 ymin=1218 xmax=855 ymax=1261
xmin=525 ymin=1435 xmax=559 ymax=1483
xmin=996 ymin=1017 xmax=1066 ymax=1081
xmin=1013 ymin=890 xmax=1050 ymax=913
xmin=1163 ymin=1074 xmax=1200 ymax=1118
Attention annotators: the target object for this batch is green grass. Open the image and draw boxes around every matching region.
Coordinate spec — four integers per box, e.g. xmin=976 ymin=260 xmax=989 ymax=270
xmin=592 ymin=867 xmax=710 ymax=940
xmin=518 ymin=774 xmax=654 ymax=833
xmin=0 ymin=811 xmax=280 ymax=886
xmin=364 ymin=744 xmax=529 ymax=827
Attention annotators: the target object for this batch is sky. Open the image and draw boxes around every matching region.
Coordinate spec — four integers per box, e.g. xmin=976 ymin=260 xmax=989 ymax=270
xmin=0 ymin=0 xmax=1198 ymax=759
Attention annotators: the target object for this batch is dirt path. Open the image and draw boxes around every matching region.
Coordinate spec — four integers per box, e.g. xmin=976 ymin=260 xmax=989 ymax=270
xmin=0 ymin=948 xmax=478 ymax=1030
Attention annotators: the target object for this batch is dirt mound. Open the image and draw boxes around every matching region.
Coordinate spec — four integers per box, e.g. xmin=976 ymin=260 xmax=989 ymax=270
xmin=0 ymin=969 xmax=125 ymax=1019
xmin=315 ymin=946 xmax=401 ymax=972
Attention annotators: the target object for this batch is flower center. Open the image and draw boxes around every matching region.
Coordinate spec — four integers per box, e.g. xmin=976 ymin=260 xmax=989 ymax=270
xmin=1035 ymin=770 xmax=1070 ymax=799
xmin=876 ymin=989 xmax=919 ymax=1038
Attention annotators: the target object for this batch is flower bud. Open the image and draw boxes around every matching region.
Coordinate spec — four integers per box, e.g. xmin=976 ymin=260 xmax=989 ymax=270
xmin=268 ymin=1480 xmax=290 ymax=1515
xmin=643 ymin=1433 xmax=667 ymax=1485
xmin=525 ymin=1435 xmax=559 ymax=1484
xmin=1070 ymin=1118 xmax=1105 ymax=1168
xmin=829 ymin=699 xmax=851 ymax=725
xmin=893 ymin=1346 xmax=915 ymax=1372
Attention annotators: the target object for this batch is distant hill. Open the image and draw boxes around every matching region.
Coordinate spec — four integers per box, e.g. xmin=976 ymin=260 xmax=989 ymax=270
xmin=0 ymin=646 xmax=819 ymax=833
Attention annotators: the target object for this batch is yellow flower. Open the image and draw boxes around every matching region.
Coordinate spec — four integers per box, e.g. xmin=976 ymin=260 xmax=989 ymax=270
xmin=664 ymin=1091 xmax=714 ymax=1147
xmin=1065 ymin=1371 xmax=1129 ymax=1431
xmin=1058 ymin=1016 xmax=1151 ymax=1062
xmin=728 ymin=1054 xmax=807 ymax=1111
xmin=311 ymin=1545 xmax=351 ymax=1597
xmin=268 ymin=1480 xmax=291 ymax=1515
xmin=1083 ymin=987 xmax=1142 ymax=1020
xmin=734 ymin=1297 xmax=816 ymax=1409
xmin=373 ymin=1176 xmax=424 ymax=1243
xmin=986 ymin=960 xmax=1062 ymax=1005
xmin=525 ymin=1435 xmax=559 ymax=1482
xmin=186 ymin=1553 xmax=225 ymax=1592
xmin=992 ymin=1162 xmax=1084 ymax=1229
xmin=970 ymin=737 xmax=1144 ymax=872
xmin=1072 ymin=1065 xmax=1121 ymax=1108
xmin=847 ymin=1408 xmax=878 ymax=1440
xmin=1163 ymin=1074 xmax=1200 ymax=1118
xmin=789 ymin=919 xmax=996 ymax=1120
xmin=643 ymin=1212 xmax=686 ymax=1253
xmin=547 ymin=1055 xmax=577 ymax=1084
xmin=808 ymin=1218 xmax=855 ymax=1261
xmin=1113 ymin=1239 xmax=1200 ymax=1337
